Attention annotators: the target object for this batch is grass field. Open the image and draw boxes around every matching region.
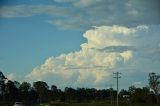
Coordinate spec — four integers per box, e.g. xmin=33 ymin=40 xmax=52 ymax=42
xmin=0 ymin=101 xmax=157 ymax=106
xmin=35 ymin=101 xmax=157 ymax=106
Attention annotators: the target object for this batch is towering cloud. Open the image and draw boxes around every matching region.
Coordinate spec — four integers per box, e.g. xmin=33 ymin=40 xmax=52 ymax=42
xmin=1 ymin=0 xmax=160 ymax=89
xmin=26 ymin=25 xmax=160 ymax=88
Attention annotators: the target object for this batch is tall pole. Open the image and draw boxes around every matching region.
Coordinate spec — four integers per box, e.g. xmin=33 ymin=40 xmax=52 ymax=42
xmin=114 ymin=72 xmax=121 ymax=106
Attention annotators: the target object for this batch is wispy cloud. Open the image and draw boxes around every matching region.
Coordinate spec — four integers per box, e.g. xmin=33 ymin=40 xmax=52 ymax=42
xmin=0 ymin=5 xmax=72 ymax=18
xmin=0 ymin=0 xmax=160 ymax=30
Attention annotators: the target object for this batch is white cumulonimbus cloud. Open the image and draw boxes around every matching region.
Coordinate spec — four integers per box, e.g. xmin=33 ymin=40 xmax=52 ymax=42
xmin=26 ymin=25 xmax=160 ymax=88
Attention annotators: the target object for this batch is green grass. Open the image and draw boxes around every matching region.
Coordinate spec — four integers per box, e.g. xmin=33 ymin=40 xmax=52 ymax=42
xmin=36 ymin=101 xmax=157 ymax=106
xmin=47 ymin=101 xmax=122 ymax=106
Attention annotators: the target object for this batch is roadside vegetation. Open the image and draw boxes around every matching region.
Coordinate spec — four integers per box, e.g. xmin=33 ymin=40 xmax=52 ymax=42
xmin=0 ymin=71 xmax=159 ymax=106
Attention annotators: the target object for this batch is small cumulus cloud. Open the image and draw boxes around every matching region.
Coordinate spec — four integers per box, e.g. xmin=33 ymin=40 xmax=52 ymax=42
xmin=132 ymin=81 xmax=144 ymax=88
xmin=133 ymin=82 xmax=142 ymax=86
xmin=6 ymin=73 xmax=16 ymax=81
xmin=6 ymin=73 xmax=28 ymax=83
xmin=6 ymin=73 xmax=22 ymax=82
xmin=26 ymin=25 xmax=160 ymax=88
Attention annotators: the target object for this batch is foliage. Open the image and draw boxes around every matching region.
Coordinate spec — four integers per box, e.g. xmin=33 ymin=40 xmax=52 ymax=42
xmin=148 ymin=72 xmax=160 ymax=94
xmin=0 ymin=71 xmax=160 ymax=106
xmin=148 ymin=72 xmax=160 ymax=106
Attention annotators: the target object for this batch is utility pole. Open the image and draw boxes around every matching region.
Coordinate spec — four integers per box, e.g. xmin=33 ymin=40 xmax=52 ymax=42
xmin=113 ymin=72 xmax=121 ymax=106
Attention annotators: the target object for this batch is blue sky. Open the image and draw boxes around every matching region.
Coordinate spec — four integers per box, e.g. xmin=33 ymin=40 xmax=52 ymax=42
xmin=0 ymin=16 xmax=84 ymax=75
xmin=0 ymin=0 xmax=85 ymax=74
xmin=0 ymin=0 xmax=160 ymax=89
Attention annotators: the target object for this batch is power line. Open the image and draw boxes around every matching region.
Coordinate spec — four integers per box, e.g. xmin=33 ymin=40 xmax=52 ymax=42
xmin=113 ymin=72 xmax=121 ymax=106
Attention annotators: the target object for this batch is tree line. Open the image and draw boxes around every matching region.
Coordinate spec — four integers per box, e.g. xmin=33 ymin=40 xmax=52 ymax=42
xmin=0 ymin=71 xmax=160 ymax=106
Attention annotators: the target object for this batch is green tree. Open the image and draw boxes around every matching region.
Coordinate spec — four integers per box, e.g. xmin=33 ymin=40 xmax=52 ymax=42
xmin=119 ymin=89 xmax=129 ymax=97
xmin=5 ymin=80 xmax=18 ymax=102
xmin=0 ymin=72 xmax=7 ymax=95
xmin=19 ymin=82 xmax=31 ymax=102
xmin=19 ymin=82 xmax=31 ymax=92
xmin=0 ymin=71 xmax=7 ymax=102
xmin=50 ymin=85 xmax=59 ymax=101
xmin=128 ymin=86 xmax=151 ymax=104
xmin=64 ymin=87 xmax=76 ymax=102
xmin=14 ymin=81 xmax=20 ymax=88
xmin=33 ymin=81 xmax=49 ymax=103
xmin=128 ymin=85 xmax=136 ymax=95
xmin=148 ymin=72 xmax=160 ymax=106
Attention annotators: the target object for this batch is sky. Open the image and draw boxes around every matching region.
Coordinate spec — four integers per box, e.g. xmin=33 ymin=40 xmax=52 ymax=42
xmin=0 ymin=0 xmax=160 ymax=89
